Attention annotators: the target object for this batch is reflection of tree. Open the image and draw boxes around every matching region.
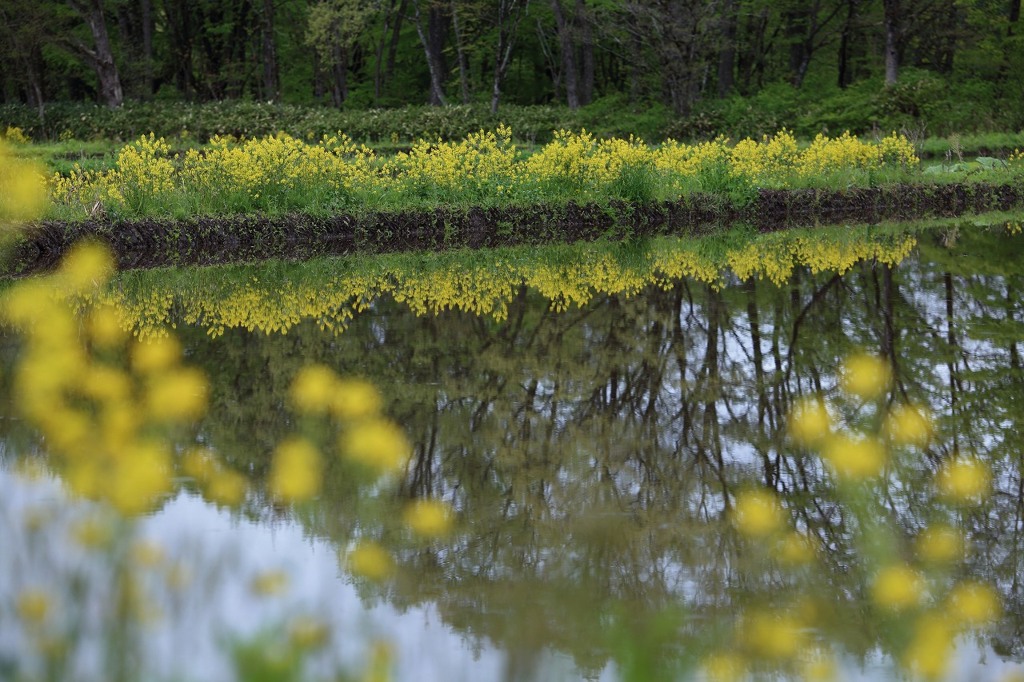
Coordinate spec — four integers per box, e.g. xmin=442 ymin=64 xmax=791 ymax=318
xmin=105 ymin=225 xmax=1024 ymax=670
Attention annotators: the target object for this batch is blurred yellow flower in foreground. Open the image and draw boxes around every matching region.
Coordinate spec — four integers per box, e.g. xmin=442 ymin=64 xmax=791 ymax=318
xmin=732 ymin=490 xmax=785 ymax=537
xmin=841 ymin=353 xmax=892 ymax=400
xmin=788 ymin=397 xmax=831 ymax=447
xmin=915 ymin=524 xmax=964 ymax=564
xmin=269 ymin=437 xmax=323 ymax=502
xmin=331 ymin=378 xmax=383 ymax=420
xmin=902 ymin=616 xmax=953 ymax=680
xmin=290 ymin=364 xmax=338 ymax=413
xmin=346 ymin=541 xmax=395 ymax=581
xmin=132 ymin=335 xmax=182 ymax=374
xmin=937 ymin=457 xmax=991 ymax=502
xmin=59 ymin=240 xmax=116 ymax=292
xmin=0 ymin=141 xmax=48 ymax=224
xmin=341 ymin=419 xmax=411 ymax=475
xmin=16 ymin=589 xmax=51 ymax=625
xmin=250 ymin=570 xmax=289 ymax=596
xmin=145 ymin=367 xmax=209 ymax=422
xmin=886 ymin=404 xmax=934 ymax=448
xmin=872 ymin=564 xmax=925 ymax=611
xmin=702 ymin=653 xmax=745 ymax=682
xmin=741 ymin=610 xmax=806 ymax=660
xmin=404 ymin=499 xmax=454 ymax=538
xmin=823 ymin=434 xmax=886 ymax=480
xmin=948 ymin=581 xmax=1000 ymax=625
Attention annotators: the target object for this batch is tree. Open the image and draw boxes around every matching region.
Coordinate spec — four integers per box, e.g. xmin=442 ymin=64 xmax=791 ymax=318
xmin=65 ymin=0 xmax=125 ymax=106
xmin=490 ymin=0 xmax=531 ymax=112
xmin=306 ymin=0 xmax=373 ymax=106
xmin=410 ymin=0 xmax=449 ymax=105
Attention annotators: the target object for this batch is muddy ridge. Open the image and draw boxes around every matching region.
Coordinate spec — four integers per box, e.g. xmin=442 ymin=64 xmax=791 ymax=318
xmin=4 ymin=182 xmax=1021 ymax=276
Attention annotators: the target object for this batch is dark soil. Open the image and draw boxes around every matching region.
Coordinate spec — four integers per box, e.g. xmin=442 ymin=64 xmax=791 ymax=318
xmin=4 ymin=182 xmax=1021 ymax=276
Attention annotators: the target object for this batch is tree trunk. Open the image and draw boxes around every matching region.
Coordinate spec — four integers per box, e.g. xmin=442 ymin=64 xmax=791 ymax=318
xmin=717 ymin=0 xmax=736 ymax=97
xmin=576 ymin=0 xmax=594 ymax=105
xmin=261 ymin=0 xmax=279 ymax=100
xmin=451 ymin=0 xmax=471 ymax=104
xmin=837 ymin=0 xmax=858 ymax=88
xmin=385 ymin=0 xmax=409 ymax=88
xmin=491 ymin=0 xmax=529 ymax=114
xmin=374 ymin=0 xmax=399 ymax=103
xmin=550 ymin=0 xmax=579 ymax=108
xmin=412 ymin=0 xmax=448 ymax=105
xmin=883 ymin=0 xmax=900 ymax=86
xmin=331 ymin=42 xmax=348 ymax=107
xmin=69 ymin=0 xmax=124 ymax=107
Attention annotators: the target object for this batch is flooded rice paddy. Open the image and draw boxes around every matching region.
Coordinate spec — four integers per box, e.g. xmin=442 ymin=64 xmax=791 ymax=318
xmin=2 ymin=219 xmax=1024 ymax=681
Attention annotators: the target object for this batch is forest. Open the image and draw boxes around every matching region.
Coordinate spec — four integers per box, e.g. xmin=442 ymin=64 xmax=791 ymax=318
xmin=1 ymin=0 xmax=1022 ymax=130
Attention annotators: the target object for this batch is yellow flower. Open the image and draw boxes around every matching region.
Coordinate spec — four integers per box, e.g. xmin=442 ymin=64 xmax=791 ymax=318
xmin=88 ymin=306 xmax=127 ymax=349
xmin=132 ymin=336 xmax=182 ymax=374
xmin=289 ymin=616 xmax=330 ymax=650
xmin=948 ymin=581 xmax=1000 ymax=625
xmin=702 ymin=653 xmax=745 ymax=682
xmin=330 ymin=378 xmax=383 ymax=420
xmin=776 ymin=531 xmax=816 ymax=566
xmin=872 ymin=564 xmax=925 ymax=611
xmin=937 ymin=457 xmax=990 ymax=502
xmin=741 ymin=610 xmax=806 ymax=660
xmin=902 ymin=616 xmax=953 ymax=680
xmin=0 ymin=142 xmax=48 ymax=223
xmin=59 ymin=241 xmax=115 ymax=292
xmin=146 ymin=367 xmax=209 ymax=422
xmin=17 ymin=589 xmax=51 ymax=625
xmin=732 ymin=490 xmax=785 ymax=537
xmin=250 ymin=570 xmax=289 ymax=596
xmin=269 ymin=437 xmax=323 ymax=502
xmin=787 ymin=397 xmax=831 ymax=447
xmin=341 ymin=419 xmax=411 ymax=475
xmin=403 ymin=499 xmax=454 ymax=538
xmin=822 ymin=434 xmax=886 ymax=480
xmin=290 ymin=364 xmax=338 ymax=413
xmin=886 ymin=404 xmax=934 ymax=447
xmin=109 ymin=441 xmax=173 ymax=515
xmin=206 ymin=469 xmax=248 ymax=507
xmin=840 ymin=353 xmax=892 ymax=399
xmin=346 ymin=541 xmax=395 ymax=581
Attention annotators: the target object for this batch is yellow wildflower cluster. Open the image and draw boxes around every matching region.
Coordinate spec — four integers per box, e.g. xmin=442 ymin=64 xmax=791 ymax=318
xmin=2 ymin=242 xmax=207 ymax=515
xmin=45 ymin=128 xmax=924 ymax=218
xmin=1 ymin=139 xmax=48 ymax=226
xmin=395 ymin=125 xmax=517 ymax=199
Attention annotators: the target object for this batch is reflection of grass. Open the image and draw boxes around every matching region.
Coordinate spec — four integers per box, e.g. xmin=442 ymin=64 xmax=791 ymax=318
xmin=92 ymin=221 xmax=922 ymax=339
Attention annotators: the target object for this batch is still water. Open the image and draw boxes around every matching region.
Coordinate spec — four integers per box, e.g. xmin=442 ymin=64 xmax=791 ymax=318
xmin=2 ymin=220 xmax=1024 ymax=681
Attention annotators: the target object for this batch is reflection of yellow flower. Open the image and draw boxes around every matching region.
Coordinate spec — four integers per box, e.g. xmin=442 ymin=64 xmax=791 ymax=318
xmin=948 ymin=581 xmax=1000 ymax=625
xmin=823 ymin=434 xmax=886 ymax=480
xmin=403 ymin=499 xmax=454 ymax=538
xmin=269 ymin=437 xmax=323 ymax=502
xmin=776 ymin=531 xmax=816 ymax=565
xmin=937 ymin=457 xmax=990 ymax=502
xmin=872 ymin=564 xmax=925 ymax=611
xmin=886 ymin=404 xmax=934 ymax=447
xmin=732 ymin=490 xmax=785 ymax=537
xmin=787 ymin=397 xmax=830 ymax=447
xmin=841 ymin=353 xmax=892 ymax=399
xmin=346 ymin=541 xmax=395 ymax=581
xmin=341 ymin=419 xmax=411 ymax=474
